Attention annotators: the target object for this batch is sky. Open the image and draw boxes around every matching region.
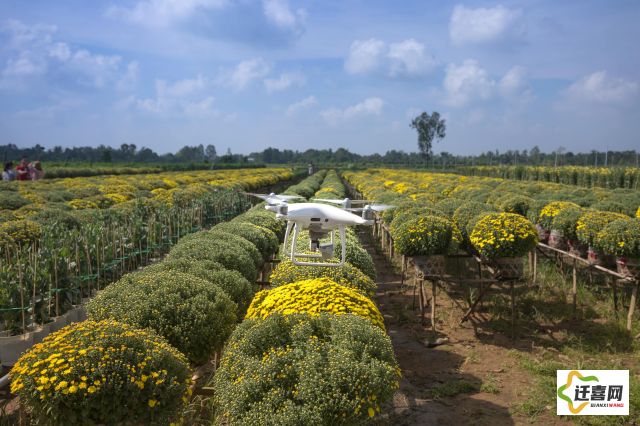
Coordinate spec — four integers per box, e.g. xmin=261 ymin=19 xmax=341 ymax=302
xmin=1 ymin=0 xmax=639 ymax=156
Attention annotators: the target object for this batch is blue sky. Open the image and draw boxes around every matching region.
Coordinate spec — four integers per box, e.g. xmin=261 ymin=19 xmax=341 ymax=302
xmin=1 ymin=0 xmax=639 ymax=155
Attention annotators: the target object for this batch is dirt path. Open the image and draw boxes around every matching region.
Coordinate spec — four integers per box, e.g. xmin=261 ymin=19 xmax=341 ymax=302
xmin=359 ymin=230 xmax=569 ymax=426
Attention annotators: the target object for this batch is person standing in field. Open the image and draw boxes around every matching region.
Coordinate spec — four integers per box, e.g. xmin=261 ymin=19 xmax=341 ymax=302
xmin=29 ymin=161 xmax=45 ymax=180
xmin=15 ymin=158 xmax=29 ymax=181
xmin=2 ymin=161 xmax=16 ymax=181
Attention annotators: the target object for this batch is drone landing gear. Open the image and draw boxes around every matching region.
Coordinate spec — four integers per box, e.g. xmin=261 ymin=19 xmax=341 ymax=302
xmin=282 ymin=222 xmax=347 ymax=267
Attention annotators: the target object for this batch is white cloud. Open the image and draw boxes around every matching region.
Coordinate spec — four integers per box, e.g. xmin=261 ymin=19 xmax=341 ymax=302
xmin=264 ymin=72 xmax=305 ymax=93
xmin=66 ymin=50 xmax=122 ymax=88
xmin=220 ymin=58 xmax=270 ymax=90
xmin=117 ymin=61 xmax=140 ymax=92
xmin=0 ymin=20 xmax=128 ymax=90
xmin=388 ymin=39 xmax=437 ymax=77
xmin=565 ymin=71 xmax=639 ymax=105
xmin=443 ymin=60 xmax=494 ymax=107
xmin=345 ymin=38 xmax=386 ymax=74
xmin=345 ymin=38 xmax=436 ymax=77
xmin=107 ymin=0 xmax=227 ymax=28
xmin=442 ymin=61 xmax=535 ymax=108
xmin=136 ymin=75 xmax=216 ymax=116
xmin=262 ymin=0 xmax=305 ymax=30
xmin=286 ymin=95 xmax=317 ymax=116
xmin=449 ymin=5 xmax=523 ymax=45
xmin=321 ymin=97 xmax=383 ymax=125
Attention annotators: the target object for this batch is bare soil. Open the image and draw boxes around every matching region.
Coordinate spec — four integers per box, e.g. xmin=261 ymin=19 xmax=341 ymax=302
xmin=360 ymin=231 xmax=571 ymax=426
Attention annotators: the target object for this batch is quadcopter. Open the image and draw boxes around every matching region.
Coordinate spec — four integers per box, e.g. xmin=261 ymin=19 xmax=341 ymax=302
xmin=246 ymin=193 xmax=394 ymax=267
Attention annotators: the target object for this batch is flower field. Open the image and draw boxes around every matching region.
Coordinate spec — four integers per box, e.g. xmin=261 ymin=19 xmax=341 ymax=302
xmin=459 ymin=165 xmax=640 ymax=190
xmin=0 ymin=168 xmax=292 ymax=338
xmin=6 ymin=166 xmax=640 ymax=425
xmin=344 ymin=168 xmax=640 ymax=267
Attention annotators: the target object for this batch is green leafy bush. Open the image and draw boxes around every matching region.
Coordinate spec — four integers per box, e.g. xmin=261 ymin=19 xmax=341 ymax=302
xmin=595 ymin=218 xmax=640 ymax=258
xmin=11 ymin=320 xmax=191 ymax=425
xmin=235 ymin=208 xmax=286 ymax=239
xmin=206 ymin=230 xmax=263 ymax=269
xmin=550 ymin=205 xmax=583 ymax=240
xmin=213 ymin=313 xmax=400 ymax=425
xmin=497 ymin=194 xmax=534 ymax=216
xmin=167 ymin=236 xmax=258 ymax=282
xmin=0 ymin=192 xmax=31 ymax=210
xmin=142 ymin=258 xmax=253 ymax=318
xmin=212 ymin=221 xmax=279 ymax=260
xmin=537 ymin=201 xmax=581 ymax=230
xmin=393 ymin=215 xmax=454 ymax=256
xmin=87 ymin=270 xmax=236 ymax=364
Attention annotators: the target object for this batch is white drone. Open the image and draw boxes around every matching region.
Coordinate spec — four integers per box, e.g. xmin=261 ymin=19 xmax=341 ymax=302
xmin=247 ymin=193 xmax=394 ymax=267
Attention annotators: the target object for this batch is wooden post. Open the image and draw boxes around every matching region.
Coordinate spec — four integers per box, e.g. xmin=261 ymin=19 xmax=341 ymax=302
xmin=431 ymin=279 xmax=437 ymax=331
xmin=532 ymin=250 xmax=538 ymax=284
xmin=612 ymin=279 xmax=619 ymax=315
xmin=572 ymin=258 xmax=578 ymax=317
xmin=389 ymin=236 xmax=394 ymax=258
xmin=418 ymin=277 xmax=425 ymax=325
xmin=401 ymin=255 xmax=406 ymax=286
xmin=412 ymin=274 xmax=417 ymax=311
xmin=510 ymin=280 xmax=516 ymax=340
xmin=627 ymin=281 xmax=639 ymax=331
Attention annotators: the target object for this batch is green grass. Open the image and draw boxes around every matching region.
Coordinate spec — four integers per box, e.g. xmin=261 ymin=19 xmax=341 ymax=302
xmin=496 ymin=258 xmax=640 ymax=424
xmin=425 ymin=379 xmax=481 ymax=399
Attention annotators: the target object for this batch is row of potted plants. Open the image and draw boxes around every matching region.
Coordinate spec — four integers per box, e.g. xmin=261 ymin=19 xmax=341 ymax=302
xmin=210 ymin=170 xmax=401 ymax=424
xmin=8 ymin=171 xmax=326 ymax=424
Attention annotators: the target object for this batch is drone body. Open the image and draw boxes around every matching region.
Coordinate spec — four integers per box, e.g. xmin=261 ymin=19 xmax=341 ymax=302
xmin=246 ymin=192 xmax=393 ymax=268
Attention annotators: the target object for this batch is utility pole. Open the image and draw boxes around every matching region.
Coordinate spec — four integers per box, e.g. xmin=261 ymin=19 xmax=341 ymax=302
xmin=605 ymin=146 xmax=608 ymax=167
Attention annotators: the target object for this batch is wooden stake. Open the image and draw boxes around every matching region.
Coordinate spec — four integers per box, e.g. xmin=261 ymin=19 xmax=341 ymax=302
xmin=627 ymin=281 xmax=639 ymax=331
xmin=572 ymin=258 xmax=578 ymax=317
xmin=431 ymin=280 xmax=437 ymax=331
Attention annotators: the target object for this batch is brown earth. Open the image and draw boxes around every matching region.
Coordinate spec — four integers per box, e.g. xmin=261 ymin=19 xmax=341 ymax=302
xmin=360 ymin=231 xmax=571 ymax=426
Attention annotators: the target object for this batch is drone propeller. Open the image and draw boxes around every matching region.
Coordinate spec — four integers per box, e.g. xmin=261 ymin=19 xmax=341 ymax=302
xmin=311 ymin=198 xmax=375 ymax=205
xmin=348 ymin=204 xmax=396 ymax=212
xmin=245 ymin=192 xmax=303 ymax=205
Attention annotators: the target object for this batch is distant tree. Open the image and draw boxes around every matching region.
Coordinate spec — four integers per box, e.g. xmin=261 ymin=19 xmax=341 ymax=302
xmin=101 ymin=148 xmax=112 ymax=163
xmin=205 ymin=144 xmax=217 ymax=162
xmin=410 ymin=111 xmax=446 ymax=159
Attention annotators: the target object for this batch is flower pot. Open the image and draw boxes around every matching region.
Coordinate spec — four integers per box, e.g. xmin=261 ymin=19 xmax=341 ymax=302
xmin=536 ymin=225 xmax=550 ymax=243
xmin=413 ymin=255 xmax=446 ymax=277
xmin=548 ymin=229 xmax=567 ymax=250
xmin=587 ymin=247 xmax=616 ymax=268
xmin=616 ymin=257 xmax=640 ymax=279
xmin=493 ymin=257 xmax=524 ymax=280
xmin=567 ymin=239 xmax=588 ymax=258
xmin=32 ymin=323 xmax=51 ymax=345
xmin=0 ymin=331 xmax=34 ymax=367
xmin=48 ymin=315 xmax=68 ymax=333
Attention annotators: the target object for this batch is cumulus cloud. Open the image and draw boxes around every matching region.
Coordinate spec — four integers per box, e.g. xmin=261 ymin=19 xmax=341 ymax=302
xmin=443 ymin=60 xmax=494 ymax=107
xmin=262 ymin=0 xmax=305 ymax=30
xmin=264 ymin=71 xmax=305 ymax=93
xmin=286 ymin=95 xmax=317 ymax=116
xmin=321 ymin=97 xmax=383 ymax=125
xmin=136 ymin=74 xmax=216 ymax=116
xmin=344 ymin=38 xmax=386 ymax=75
xmin=388 ymin=39 xmax=437 ymax=77
xmin=443 ymin=60 xmax=533 ymax=107
xmin=219 ymin=58 xmax=270 ymax=90
xmin=565 ymin=71 xmax=639 ymax=105
xmin=345 ymin=38 xmax=436 ymax=77
xmin=449 ymin=5 xmax=523 ymax=45
xmin=0 ymin=20 xmax=132 ymax=90
xmin=107 ymin=0 xmax=228 ymax=28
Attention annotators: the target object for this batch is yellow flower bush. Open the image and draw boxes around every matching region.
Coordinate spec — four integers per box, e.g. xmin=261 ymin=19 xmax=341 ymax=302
xmin=10 ymin=320 xmax=191 ymax=425
xmin=270 ymin=259 xmax=376 ymax=296
xmin=213 ymin=313 xmax=400 ymax=425
xmin=576 ymin=210 xmax=629 ymax=247
xmin=0 ymin=219 xmax=42 ymax=245
xmin=537 ymin=201 xmax=581 ymax=229
xmin=470 ymin=212 xmax=538 ymax=259
xmin=246 ymin=278 xmax=385 ymax=330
